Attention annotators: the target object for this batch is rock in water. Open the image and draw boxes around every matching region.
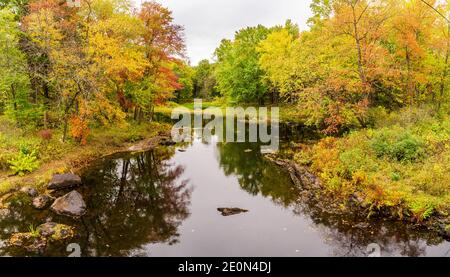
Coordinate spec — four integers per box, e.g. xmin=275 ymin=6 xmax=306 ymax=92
xmin=20 ymin=186 xmax=38 ymax=197
xmin=8 ymin=222 xmax=74 ymax=253
xmin=37 ymin=222 xmax=74 ymax=241
xmin=217 ymin=207 xmax=248 ymax=216
xmin=159 ymin=138 xmax=176 ymax=146
xmin=32 ymin=195 xmax=53 ymax=210
xmin=8 ymin=233 xmax=47 ymax=253
xmin=47 ymin=173 xmax=82 ymax=190
xmin=51 ymin=191 xmax=86 ymax=217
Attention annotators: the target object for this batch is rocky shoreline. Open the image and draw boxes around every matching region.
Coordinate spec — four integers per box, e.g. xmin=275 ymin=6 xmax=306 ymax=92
xmin=263 ymin=153 xmax=450 ymax=241
xmin=0 ymin=134 xmax=178 ymax=254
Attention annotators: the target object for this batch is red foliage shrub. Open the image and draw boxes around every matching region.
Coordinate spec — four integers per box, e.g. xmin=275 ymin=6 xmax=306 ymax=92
xmin=38 ymin=129 xmax=53 ymax=141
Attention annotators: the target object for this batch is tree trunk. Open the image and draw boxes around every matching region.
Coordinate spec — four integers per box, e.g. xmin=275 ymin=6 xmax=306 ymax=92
xmin=405 ymin=46 xmax=413 ymax=107
xmin=352 ymin=5 xmax=367 ymax=87
xmin=438 ymin=24 xmax=449 ymax=111
xmin=10 ymin=84 xmax=17 ymax=111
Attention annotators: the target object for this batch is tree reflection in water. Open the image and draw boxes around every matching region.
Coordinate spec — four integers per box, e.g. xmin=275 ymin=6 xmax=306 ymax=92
xmin=79 ymin=147 xmax=192 ymax=256
xmin=217 ymin=141 xmax=448 ymax=257
xmin=0 ymin=147 xmax=192 ymax=257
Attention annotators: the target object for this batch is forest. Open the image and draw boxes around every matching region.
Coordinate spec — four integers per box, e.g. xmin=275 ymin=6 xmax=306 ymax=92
xmin=0 ymin=0 xmax=449 ymax=238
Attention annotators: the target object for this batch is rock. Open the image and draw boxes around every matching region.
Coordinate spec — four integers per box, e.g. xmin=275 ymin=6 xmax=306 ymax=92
xmin=8 ymin=233 xmax=47 ymax=253
xmin=47 ymin=173 xmax=82 ymax=190
xmin=19 ymin=186 xmax=38 ymax=197
xmin=159 ymin=138 xmax=176 ymax=146
xmin=51 ymin=191 xmax=86 ymax=217
xmin=37 ymin=222 xmax=74 ymax=241
xmin=178 ymin=149 xmax=187 ymax=152
xmin=353 ymin=222 xmax=370 ymax=229
xmin=438 ymin=223 xmax=450 ymax=239
xmin=8 ymin=223 xmax=74 ymax=253
xmin=217 ymin=207 xmax=248 ymax=216
xmin=32 ymin=195 xmax=53 ymax=210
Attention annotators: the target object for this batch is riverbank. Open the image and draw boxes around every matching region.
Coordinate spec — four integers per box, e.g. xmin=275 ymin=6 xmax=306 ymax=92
xmin=155 ymin=102 xmax=305 ymax=124
xmin=272 ymin=106 xmax=450 ymax=238
xmin=0 ymin=116 xmax=171 ymax=197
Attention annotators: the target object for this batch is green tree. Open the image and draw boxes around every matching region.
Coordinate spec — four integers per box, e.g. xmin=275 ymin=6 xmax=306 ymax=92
xmin=214 ymin=25 xmax=271 ymax=104
xmin=192 ymin=59 xmax=217 ymax=99
xmin=0 ymin=8 xmax=35 ymax=124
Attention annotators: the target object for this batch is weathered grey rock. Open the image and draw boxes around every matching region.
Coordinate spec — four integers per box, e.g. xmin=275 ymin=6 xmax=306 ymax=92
xmin=47 ymin=173 xmax=82 ymax=190
xmin=217 ymin=207 xmax=248 ymax=216
xmin=19 ymin=186 xmax=38 ymax=197
xmin=51 ymin=191 xmax=86 ymax=217
xmin=32 ymin=195 xmax=53 ymax=210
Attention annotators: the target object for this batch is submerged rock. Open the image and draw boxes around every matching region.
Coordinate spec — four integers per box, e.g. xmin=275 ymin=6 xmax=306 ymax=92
xmin=51 ymin=190 xmax=86 ymax=217
xmin=217 ymin=207 xmax=248 ymax=216
xmin=32 ymin=195 xmax=54 ymax=210
xmin=47 ymin=173 xmax=82 ymax=190
xmin=19 ymin=186 xmax=38 ymax=197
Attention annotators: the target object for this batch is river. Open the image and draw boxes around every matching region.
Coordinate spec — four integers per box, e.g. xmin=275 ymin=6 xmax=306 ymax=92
xmin=0 ymin=124 xmax=449 ymax=257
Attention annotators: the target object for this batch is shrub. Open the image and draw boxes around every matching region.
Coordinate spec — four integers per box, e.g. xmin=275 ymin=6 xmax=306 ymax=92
xmin=38 ymin=129 xmax=53 ymax=141
xmin=8 ymin=145 xmax=40 ymax=176
xmin=371 ymin=131 xmax=424 ymax=162
xmin=8 ymin=151 xmax=40 ymax=176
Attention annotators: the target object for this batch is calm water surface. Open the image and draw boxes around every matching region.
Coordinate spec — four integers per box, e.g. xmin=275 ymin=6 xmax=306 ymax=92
xmin=0 ymin=130 xmax=449 ymax=257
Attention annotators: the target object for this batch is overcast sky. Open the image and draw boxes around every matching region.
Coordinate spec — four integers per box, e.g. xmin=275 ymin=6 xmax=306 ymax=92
xmin=148 ymin=0 xmax=313 ymax=65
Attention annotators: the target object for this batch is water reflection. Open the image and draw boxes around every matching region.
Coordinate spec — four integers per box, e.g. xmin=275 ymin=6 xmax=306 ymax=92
xmin=0 ymin=126 xmax=448 ymax=256
xmin=217 ymin=142 xmax=300 ymax=207
xmin=0 ymin=147 xmax=192 ymax=256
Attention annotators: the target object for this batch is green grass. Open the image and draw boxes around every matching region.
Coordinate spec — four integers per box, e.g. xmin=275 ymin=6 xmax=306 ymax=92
xmin=0 ymin=115 xmax=169 ymax=194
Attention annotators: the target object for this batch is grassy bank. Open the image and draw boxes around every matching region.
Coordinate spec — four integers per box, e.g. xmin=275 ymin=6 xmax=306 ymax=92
xmin=0 ymin=116 xmax=170 ymax=195
xmin=288 ymin=107 xmax=449 ymax=223
xmin=155 ymin=101 xmax=305 ymax=124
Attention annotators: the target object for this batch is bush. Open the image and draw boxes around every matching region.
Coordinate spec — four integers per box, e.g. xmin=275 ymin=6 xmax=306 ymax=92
xmin=371 ymin=131 xmax=424 ymax=162
xmin=8 ymin=151 xmax=39 ymax=176
xmin=38 ymin=129 xmax=53 ymax=141
xmin=7 ymin=143 xmax=40 ymax=176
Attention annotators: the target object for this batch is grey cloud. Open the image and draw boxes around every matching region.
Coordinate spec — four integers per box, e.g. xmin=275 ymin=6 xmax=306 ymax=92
xmin=152 ymin=0 xmax=313 ymax=65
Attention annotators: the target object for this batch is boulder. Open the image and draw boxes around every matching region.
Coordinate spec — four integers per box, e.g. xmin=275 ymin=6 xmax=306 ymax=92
xmin=47 ymin=173 xmax=82 ymax=190
xmin=19 ymin=186 xmax=38 ymax=197
xmin=32 ymin=195 xmax=54 ymax=210
xmin=51 ymin=191 xmax=86 ymax=217
xmin=217 ymin=207 xmax=248 ymax=216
